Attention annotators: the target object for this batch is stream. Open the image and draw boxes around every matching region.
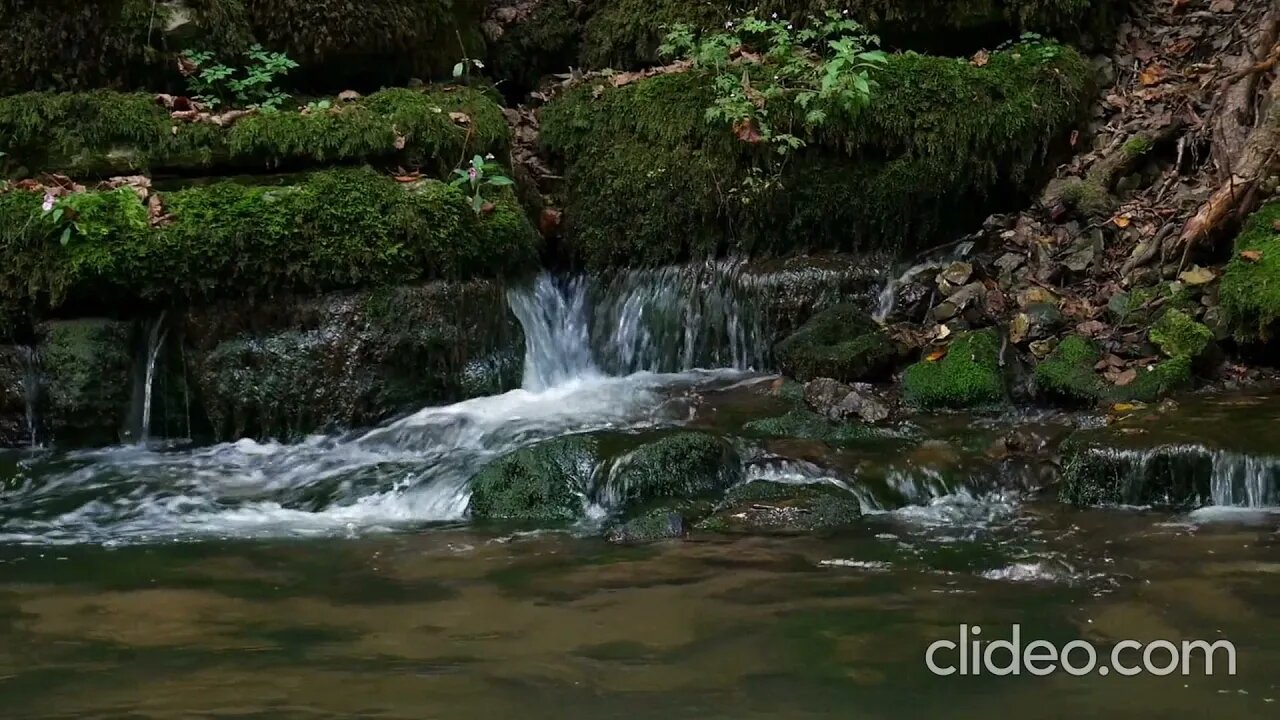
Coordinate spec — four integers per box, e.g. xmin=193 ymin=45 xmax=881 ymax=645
xmin=0 ymin=270 xmax=1278 ymax=718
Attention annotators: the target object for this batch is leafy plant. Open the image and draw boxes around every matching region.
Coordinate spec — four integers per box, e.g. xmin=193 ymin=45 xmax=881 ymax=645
xmin=659 ymin=10 xmax=888 ymax=155
xmin=449 ymin=154 xmax=514 ymax=214
xmin=452 ymin=29 xmax=486 ymax=82
xmin=43 ymin=188 xmax=147 ymax=246
xmin=181 ymin=45 xmax=299 ymax=112
xmin=305 ymin=99 xmax=333 ymax=113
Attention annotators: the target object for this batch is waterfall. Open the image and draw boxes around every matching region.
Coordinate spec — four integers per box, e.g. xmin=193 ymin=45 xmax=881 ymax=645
xmin=139 ymin=312 xmax=168 ymax=444
xmin=508 ymin=264 xmax=770 ymax=391
xmin=872 ymin=241 xmax=974 ymax=323
xmin=1209 ymin=452 xmax=1279 ymax=507
xmin=17 ymin=345 xmax=41 ymax=448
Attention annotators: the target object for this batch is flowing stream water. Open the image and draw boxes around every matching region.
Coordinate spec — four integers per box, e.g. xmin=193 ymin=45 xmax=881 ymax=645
xmin=0 ymin=268 xmax=1278 ymax=718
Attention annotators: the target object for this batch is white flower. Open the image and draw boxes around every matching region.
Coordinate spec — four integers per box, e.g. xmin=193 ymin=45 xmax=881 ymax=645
xmin=41 ymin=192 xmax=54 ymax=213
xmin=771 ymin=12 xmax=778 ymax=19
xmin=485 ymin=153 xmax=495 ymax=160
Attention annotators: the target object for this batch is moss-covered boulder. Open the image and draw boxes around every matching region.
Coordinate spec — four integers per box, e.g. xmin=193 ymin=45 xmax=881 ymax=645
xmin=695 ymin=480 xmax=863 ymax=535
xmin=0 ymin=0 xmax=486 ymax=95
xmin=1034 ymin=335 xmax=1104 ymax=405
xmin=468 ymin=435 xmax=600 ymax=521
xmin=0 ymin=86 xmax=505 ymax=179
xmin=600 ymin=432 xmax=742 ymax=511
xmin=604 ymin=499 xmax=717 ymax=543
xmin=36 ymin=319 xmax=134 ymax=445
xmin=187 ymin=281 xmax=522 ymax=440
xmin=774 ymin=304 xmax=897 ymax=382
xmin=1060 ymin=445 xmax=1212 ymax=508
xmin=1220 ymin=202 xmax=1280 ymax=341
xmin=0 ymin=168 xmax=540 ymax=314
xmin=902 ymin=329 xmax=1003 ymax=409
xmin=540 ymin=43 xmax=1091 ymax=267
xmin=1149 ymin=308 xmax=1213 ymax=361
xmin=742 ymin=409 xmax=883 ymax=444
xmin=579 ymin=0 xmax=1117 ymax=71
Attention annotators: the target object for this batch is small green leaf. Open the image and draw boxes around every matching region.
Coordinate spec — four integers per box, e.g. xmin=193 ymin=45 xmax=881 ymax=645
xmin=59 ymin=227 xmax=72 ymax=246
xmin=487 ymin=176 xmax=514 ymax=186
xmin=453 ymin=62 xmax=465 ymax=78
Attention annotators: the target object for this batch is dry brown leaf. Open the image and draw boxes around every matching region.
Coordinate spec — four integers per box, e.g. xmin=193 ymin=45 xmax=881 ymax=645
xmin=925 ymin=348 xmax=947 ymax=362
xmin=970 ymin=49 xmax=990 ymax=67
xmin=1113 ymin=368 xmax=1138 ymax=387
xmin=393 ymin=134 xmax=407 ymax=150
xmin=733 ymin=118 xmax=764 ymax=144
xmin=1210 ymin=0 xmax=1236 ymax=11
xmin=1139 ymin=64 xmax=1166 ymax=86
xmin=1240 ymin=249 xmax=1263 ymax=263
xmin=1112 ymin=213 xmax=1131 ymax=228
xmin=448 ymin=111 xmax=471 ymax=125
xmin=337 ymin=89 xmax=361 ymax=102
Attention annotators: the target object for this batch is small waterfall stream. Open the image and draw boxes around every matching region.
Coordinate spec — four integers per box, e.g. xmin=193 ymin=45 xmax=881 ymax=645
xmin=17 ymin=345 xmax=41 ymax=448
xmin=139 ymin=312 xmax=169 ymax=444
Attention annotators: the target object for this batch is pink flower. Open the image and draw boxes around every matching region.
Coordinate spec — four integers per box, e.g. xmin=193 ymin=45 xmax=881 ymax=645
xmin=467 ymin=166 xmax=478 ymax=181
xmin=41 ymin=192 xmax=55 ymax=213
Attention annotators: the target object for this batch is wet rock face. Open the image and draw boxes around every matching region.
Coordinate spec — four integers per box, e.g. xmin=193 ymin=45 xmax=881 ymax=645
xmin=602 ymin=432 xmax=742 ymax=511
xmin=37 ymin=319 xmax=134 ymax=446
xmin=0 ymin=347 xmax=26 ymax=446
xmin=803 ymin=378 xmax=891 ymax=424
xmin=188 ymin=281 xmax=523 ymax=440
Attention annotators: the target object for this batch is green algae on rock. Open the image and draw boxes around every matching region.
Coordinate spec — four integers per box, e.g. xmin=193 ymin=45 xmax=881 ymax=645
xmin=468 ymin=435 xmax=599 ymax=521
xmin=36 ymin=319 xmax=134 ymax=446
xmin=1149 ymin=308 xmax=1213 ymax=361
xmin=0 ymin=168 xmax=540 ymax=314
xmin=579 ymin=0 xmax=1116 ymax=71
xmin=540 ymin=43 xmax=1091 ymax=267
xmin=0 ymin=86 xmax=506 ymax=179
xmin=742 ymin=409 xmax=884 ymax=444
xmin=601 ymin=432 xmax=743 ymax=511
xmin=1034 ymin=335 xmax=1104 ymax=405
xmin=1220 ymin=201 xmax=1280 ymax=341
xmin=773 ymin=304 xmax=897 ymax=383
xmin=695 ymin=480 xmax=863 ymax=535
xmin=902 ymin=329 xmax=1003 ymax=409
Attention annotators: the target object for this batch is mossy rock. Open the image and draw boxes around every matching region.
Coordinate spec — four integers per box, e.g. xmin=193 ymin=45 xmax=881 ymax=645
xmin=0 ymin=168 xmax=541 ymax=314
xmin=0 ymin=86 xmax=506 ymax=179
xmin=0 ymin=346 xmax=27 ymax=447
xmin=579 ymin=0 xmax=1117 ymax=71
xmin=774 ymin=304 xmax=897 ymax=382
xmin=1149 ymin=308 xmax=1212 ymax=360
xmin=188 ymin=281 xmax=522 ymax=440
xmin=1034 ymin=334 xmax=1104 ymax=405
xmin=741 ymin=409 xmax=883 ymax=444
xmin=37 ymin=319 xmax=134 ymax=445
xmin=1059 ymin=440 xmax=1211 ymax=508
xmin=1110 ymin=356 xmax=1192 ymax=404
xmin=695 ymin=480 xmax=863 ymax=535
xmin=1220 ymin=201 xmax=1280 ymax=341
xmin=540 ymin=43 xmax=1092 ymax=267
xmin=468 ymin=435 xmax=600 ymax=521
xmin=488 ymin=0 xmax=587 ymax=97
xmin=0 ymin=0 xmax=486 ymax=95
xmin=902 ymin=330 xmax=1003 ymax=409
xmin=604 ymin=499 xmax=717 ymax=543
xmin=600 ymin=432 xmax=742 ymax=511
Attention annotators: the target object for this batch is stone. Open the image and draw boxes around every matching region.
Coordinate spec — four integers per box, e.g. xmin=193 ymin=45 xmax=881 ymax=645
xmin=468 ymin=436 xmax=598 ymax=522
xmin=773 ymin=305 xmax=898 ymax=383
xmin=602 ymin=432 xmax=742 ymax=512
xmin=994 ymin=252 xmax=1025 ymax=274
xmin=695 ymin=481 xmax=862 ymax=535
xmin=937 ymin=261 xmax=974 ymax=292
xmin=37 ymin=319 xmax=134 ymax=446
xmin=805 ymin=379 xmax=891 ymax=424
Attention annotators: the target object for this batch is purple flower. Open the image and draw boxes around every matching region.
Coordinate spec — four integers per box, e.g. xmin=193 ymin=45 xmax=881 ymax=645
xmin=467 ymin=166 xmax=478 ymax=181
xmin=41 ymin=192 xmax=55 ymax=213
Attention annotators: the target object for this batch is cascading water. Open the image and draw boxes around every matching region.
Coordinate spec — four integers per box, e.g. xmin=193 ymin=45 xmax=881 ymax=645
xmin=139 ymin=312 xmax=169 ymax=444
xmin=17 ymin=345 xmax=41 ymax=448
xmin=0 ymin=268 xmax=771 ymax=545
xmin=872 ymin=240 xmax=974 ymax=323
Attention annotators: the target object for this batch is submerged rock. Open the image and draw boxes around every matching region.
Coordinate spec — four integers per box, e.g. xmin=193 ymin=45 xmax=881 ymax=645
xmin=605 ymin=499 xmax=717 ymax=544
xmin=468 ymin=435 xmax=599 ymax=522
xmin=742 ymin=409 xmax=883 ymax=445
xmin=774 ymin=304 xmax=897 ymax=383
xmin=803 ymin=378 xmax=891 ymax=424
xmin=37 ymin=319 xmax=133 ymax=446
xmin=696 ymin=481 xmax=863 ymax=535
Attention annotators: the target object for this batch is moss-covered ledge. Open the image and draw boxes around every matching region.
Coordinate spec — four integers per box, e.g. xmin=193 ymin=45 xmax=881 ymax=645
xmin=540 ymin=43 xmax=1092 ymax=267
xmin=1221 ymin=201 xmax=1280 ymax=341
xmin=0 ymin=168 xmax=540 ymax=314
xmin=0 ymin=86 xmax=507 ymax=179
xmin=580 ymin=0 xmax=1118 ymax=70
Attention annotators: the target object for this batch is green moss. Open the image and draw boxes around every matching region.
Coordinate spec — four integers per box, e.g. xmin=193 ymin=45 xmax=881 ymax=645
xmin=742 ymin=409 xmax=884 ymax=444
xmin=468 ymin=436 xmax=598 ymax=521
xmin=540 ymin=43 xmax=1092 ymax=266
xmin=580 ymin=0 xmax=1115 ymax=70
xmin=695 ymin=480 xmax=863 ymax=535
xmin=1122 ymin=134 xmax=1154 ymax=157
xmin=0 ymin=168 xmax=541 ymax=313
xmin=603 ymin=432 xmax=742 ymax=511
xmin=902 ymin=329 xmax=1003 ymax=409
xmin=1220 ymin=201 xmax=1280 ymax=341
xmin=605 ymin=499 xmax=717 ymax=543
xmin=0 ymin=1 xmax=485 ymax=95
xmin=774 ymin=304 xmax=897 ymax=382
xmin=1057 ymin=176 xmax=1112 ymax=216
xmin=37 ymin=318 xmax=133 ymax=445
xmin=0 ymin=86 xmax=506 ymax=178
xmin=1111 ymin=356 xmax=1192 ymax=404
xmin=1149 ymin=309 xmax=1212 ymax=360
xmin=1034 ymin=335 xmax=1104 ymax=405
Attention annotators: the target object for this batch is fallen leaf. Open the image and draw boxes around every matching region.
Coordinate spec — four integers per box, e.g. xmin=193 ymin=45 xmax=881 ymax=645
xmin=1167 ymin=37 xmax=1196 ymax=57
xmin=1271 ymin=219 xmax=1280 ymax=231
xmin=337 ymin=89 xmax=361 ymax=102
xmin=1114 ymin=368 xmax=1138 ymax=387
xmin=1240 ymin=249 xmax=1263 ymax=263
xmin=1178 ymin=266 xmax=1215 ymax=285
xmin=971 ymin=49 xmax=990 ymax=67
xmin=538 ymin=207 xmax=562 ymax=237
xmin=392 ymin=174 xmax=421 ymax=183
xmin=1111 ymin=402 xmax=1138 ymax=413
xmin=393 ymin=134 xmax=407 ymax=150
xmin=925 ymin=348 xmax=947 ymax=362
xmin=1170 ymin=0 xmax=1190 ymax=11
xmin=1139 ymin=64 xmax=1166 ymax=86
xmin=1112 ymin=213 xmax=1131 ymax=228
xmin=448 ymin=111 xmax=471 ymax=125
xmin=1210 ymin=0 xmax=1236 ymax=11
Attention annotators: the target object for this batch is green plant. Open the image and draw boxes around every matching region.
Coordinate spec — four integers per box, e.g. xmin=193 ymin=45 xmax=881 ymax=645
xmin=450 ymin=154 xmax=515 ymax=214
xmin=42 ymin=187 xmax=147 ymax=246
xmin=453 ymin=30 xmax=486 ymax=82
xmin=659 ymin=10 xmax=887 ymax=155
xmin=181 ymin=45 xmax=299 ymax=112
